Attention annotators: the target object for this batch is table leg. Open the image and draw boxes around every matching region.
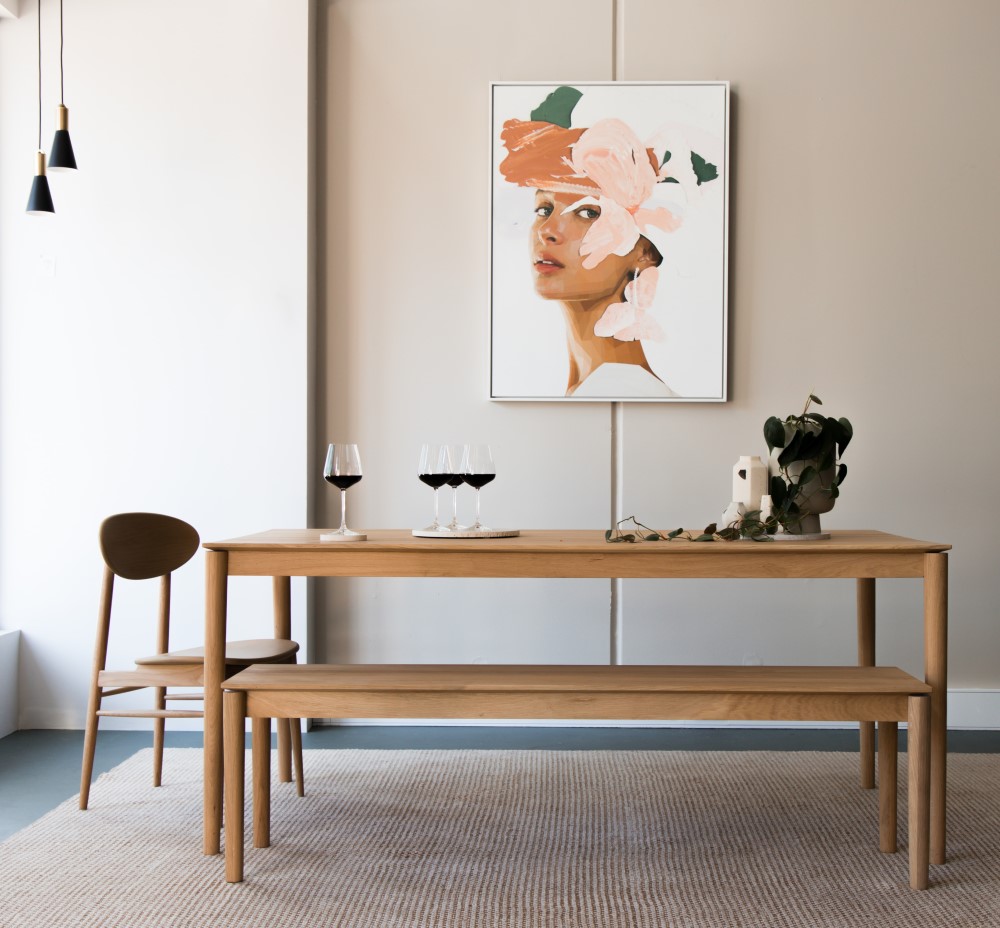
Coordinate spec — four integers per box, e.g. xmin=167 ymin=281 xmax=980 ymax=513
xmin=204 ymin=549 xmax=228 ymax=856
xmin=924 ymin=553 xmax=948 ymax=866
xmin=224 ymin=689 xmax=246 ymax=883
xmin=857 ymin=578 xmax=876 ymax=789
xmin=273 ymin=576 xmax=292 ymax=782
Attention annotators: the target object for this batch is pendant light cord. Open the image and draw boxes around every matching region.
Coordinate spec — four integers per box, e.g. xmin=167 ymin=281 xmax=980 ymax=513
xmin=37 ymin=0 xmax=42 ymax=149
xmin=59 ymin=0 xmax=65 ymax=105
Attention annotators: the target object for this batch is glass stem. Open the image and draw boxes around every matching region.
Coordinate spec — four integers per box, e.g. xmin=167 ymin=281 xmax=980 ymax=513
xmin=339 ymin=489 xmax=347 ymax=533
xmin=433 ymin=488 xmax=441 ymax=527
xmin=452 ymin=488 xmax=459 ymax=527
xmin=474 ymin=488 xmax=481 ymax=528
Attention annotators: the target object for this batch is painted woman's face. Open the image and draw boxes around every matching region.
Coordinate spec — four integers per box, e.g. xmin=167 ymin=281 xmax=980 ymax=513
xmin=530 ymin=189 xmax=647 ymax=303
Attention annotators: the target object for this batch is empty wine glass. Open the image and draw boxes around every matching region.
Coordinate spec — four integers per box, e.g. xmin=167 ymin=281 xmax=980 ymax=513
xmin=417 ymin=443 xmax=449 ymax=531
xmin=321 ymin=443 xmax=366 ymax=542
xmin=443 ymin=444 xmax=465 ymax=532
xmin=460 ymin=444 xmax=495 ymax=531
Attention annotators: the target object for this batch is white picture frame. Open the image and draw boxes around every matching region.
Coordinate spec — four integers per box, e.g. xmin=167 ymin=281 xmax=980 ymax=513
xmin=490 ymin=81 xmax=729 ymax=402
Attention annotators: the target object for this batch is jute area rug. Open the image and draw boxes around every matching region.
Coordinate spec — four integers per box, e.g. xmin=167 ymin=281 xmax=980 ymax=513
xmin=1 ymin=749 xmax=997 ymax=928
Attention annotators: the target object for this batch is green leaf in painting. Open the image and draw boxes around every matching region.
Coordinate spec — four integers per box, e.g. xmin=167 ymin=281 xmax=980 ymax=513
xmin=661 ymin=149 xmax=672 ymax=166
xmin=530 ymin=86 xmax=583 ymax=128
xmin=690 ymin=151 xmax=718 ymax=185
xmin=660 ymin=177 xmax=679 ymax=183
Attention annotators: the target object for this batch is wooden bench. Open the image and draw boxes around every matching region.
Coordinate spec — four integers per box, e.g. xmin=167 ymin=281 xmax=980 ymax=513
xmin=222 ymin=663 xmax=932 ymax=888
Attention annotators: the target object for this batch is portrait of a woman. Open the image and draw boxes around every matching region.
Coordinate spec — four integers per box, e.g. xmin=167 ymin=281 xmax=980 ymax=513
xmin=490 ymin=82 xmax=729 ymax=402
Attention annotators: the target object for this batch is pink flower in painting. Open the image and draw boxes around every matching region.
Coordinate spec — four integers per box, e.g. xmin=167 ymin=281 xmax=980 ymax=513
xmin=570 ymin=119 xmax=683 ymax=269
xmin=594 ymin=267 xmax=664 ymax=342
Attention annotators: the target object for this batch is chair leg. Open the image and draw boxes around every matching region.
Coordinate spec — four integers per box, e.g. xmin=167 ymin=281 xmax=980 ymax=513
xmin=79 ymin=691 xmax=102 ymax=811
xmin=153 ymin=687 xmax=166 ymax=787
xmin=289 ymin=718 xmax=305 ymax=797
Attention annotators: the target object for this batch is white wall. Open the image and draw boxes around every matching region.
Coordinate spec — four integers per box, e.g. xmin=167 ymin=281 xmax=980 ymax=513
xmin=316 ymin=0 xmax=1000 ymax=727
xmin=0 ymin=0 xmax=310 ymax=728
xmin=2 ymin=0 xmax=998 ymax=733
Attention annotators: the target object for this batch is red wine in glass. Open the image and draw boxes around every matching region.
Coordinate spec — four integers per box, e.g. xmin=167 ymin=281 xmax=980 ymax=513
xmin=418 ymin=444 xmax=450 ymax=531
xmin=322 ymin=443 xmax=364 ymax=540
xmin=460 ymin=444 xmax=495 ymax=530
xmin=325 ymin=474 xmax=362 ymax=490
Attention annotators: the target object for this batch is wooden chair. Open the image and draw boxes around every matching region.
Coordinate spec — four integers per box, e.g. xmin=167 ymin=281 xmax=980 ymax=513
xmin=79 ymin=512 xmax=304 ymax=810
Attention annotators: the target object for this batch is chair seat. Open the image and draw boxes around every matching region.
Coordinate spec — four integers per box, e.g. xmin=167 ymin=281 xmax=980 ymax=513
xmin=135 ymin=638 xmax=299 ymax=667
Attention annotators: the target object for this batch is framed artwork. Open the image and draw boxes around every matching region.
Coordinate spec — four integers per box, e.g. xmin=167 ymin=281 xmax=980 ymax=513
xmin=490 ymin=81 xmax=729 ymax=402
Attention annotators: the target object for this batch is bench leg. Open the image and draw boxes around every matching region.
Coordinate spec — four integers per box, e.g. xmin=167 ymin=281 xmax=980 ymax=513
xmin=857 ymin=579 xmax=876 ymax=789
xmin=223 ymin=690 xmax=246 ymax=883
xmin=252 ymin=716 xmax=272 ymax=849
xmin=877 ymin=721 xmax=897 ymax=853
xmin=289 ymin=719 xmax=305 ymax=797
xmin=908 ymin=695 xmax=931 ymax=889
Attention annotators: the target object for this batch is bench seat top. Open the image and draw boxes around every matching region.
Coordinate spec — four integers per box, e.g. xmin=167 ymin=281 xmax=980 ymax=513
xmin=223 ymin=664 xmax=930 ymax=695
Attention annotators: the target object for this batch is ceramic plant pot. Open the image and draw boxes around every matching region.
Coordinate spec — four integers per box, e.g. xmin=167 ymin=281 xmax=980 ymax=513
xmin=768 ymin=447 xmax=836 ymax=535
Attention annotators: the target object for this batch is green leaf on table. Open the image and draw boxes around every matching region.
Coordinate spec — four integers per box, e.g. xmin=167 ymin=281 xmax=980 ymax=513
xmin=770 ymin=476 xmax=787 ymax=506
xmin=703 ymin=523 xmax=718 ymax=535
xmin=668 ymin=528 xmax=684 ymax=539
xmin=837 ymin=417 xmax=853 ymax=454
xmin=694 ymin=533 xmax=715 ymax=542
xmin=797 ymin=465 xmax=816 ymax=487
xmin=604 ymin=529 xmax=613 ymax=542
xmin=764 ymin=416 xmax=786 ymax=450
xmin=645 ymin=533 xmax=661 ymax=541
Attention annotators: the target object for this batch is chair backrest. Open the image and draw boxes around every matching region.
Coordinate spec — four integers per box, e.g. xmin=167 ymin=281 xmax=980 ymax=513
xmin=99 ymin=512 xmax=200 ymax=581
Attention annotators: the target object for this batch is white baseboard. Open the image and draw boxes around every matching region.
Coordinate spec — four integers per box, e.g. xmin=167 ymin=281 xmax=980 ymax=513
xmin=17 ymin=689 xmax=1000 ymax=732
xmin=0 ymin=630 xmax=20 ymax=738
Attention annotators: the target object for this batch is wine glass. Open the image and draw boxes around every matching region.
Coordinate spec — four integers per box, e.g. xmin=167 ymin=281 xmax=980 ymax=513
xmin=417 ymin=443 xmax=449 ymax=531
xmin=460 ymin=444 xmax=495 ymax=532
xmin=443 ymin=444 xmax=465 ymax=532
xmin=321 ymin=443 xmax=366 ymax=542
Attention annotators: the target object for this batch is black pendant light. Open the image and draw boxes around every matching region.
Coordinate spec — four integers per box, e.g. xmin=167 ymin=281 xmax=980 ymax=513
xmin=27 ymin=0 xmax=55 ymax=214
xmin=48 ymin=0 xmax=77 ymax=171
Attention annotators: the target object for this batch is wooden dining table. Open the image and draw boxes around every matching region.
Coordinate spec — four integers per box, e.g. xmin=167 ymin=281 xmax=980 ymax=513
xmin=201 ymin=528 xmax=950 ymax=864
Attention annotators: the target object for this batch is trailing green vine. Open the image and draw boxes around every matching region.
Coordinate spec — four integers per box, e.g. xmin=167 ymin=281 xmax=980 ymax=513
xmin=605 ymin=395 xmax=853 ymax=544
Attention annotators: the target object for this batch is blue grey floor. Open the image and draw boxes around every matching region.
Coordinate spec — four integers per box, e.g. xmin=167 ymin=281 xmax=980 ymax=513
xmin=2 ymin=726 xmax=998 ymax=842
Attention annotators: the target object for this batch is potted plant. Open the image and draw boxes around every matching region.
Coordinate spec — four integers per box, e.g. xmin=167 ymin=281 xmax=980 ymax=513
xmin=763 ymin=394 xmax=852 ymax=537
